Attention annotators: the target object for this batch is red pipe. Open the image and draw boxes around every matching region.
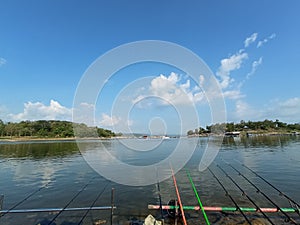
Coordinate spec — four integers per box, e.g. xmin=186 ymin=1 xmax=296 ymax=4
xmin=171 ymin=168 xmax=188 ymax=225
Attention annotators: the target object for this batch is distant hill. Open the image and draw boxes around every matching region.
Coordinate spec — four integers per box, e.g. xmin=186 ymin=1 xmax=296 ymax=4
xmin=0 ymin=120 xmax=116 ymax=138
xmin=187 ymin=119 xmax=300 ymax=136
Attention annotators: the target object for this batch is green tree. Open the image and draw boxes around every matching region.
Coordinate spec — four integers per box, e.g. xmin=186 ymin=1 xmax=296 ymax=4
xmin=187 ymin=130 xmax=194 ymax=135
xmin=4 ymin=122 xmax=17 ymax=137
xmin=0 ymin=119 xmax=5 ymax=136
xmin=226 ymin=122 xmax=235 ymax=132
xmin=199 ymin=127 xmax=207 ymax=134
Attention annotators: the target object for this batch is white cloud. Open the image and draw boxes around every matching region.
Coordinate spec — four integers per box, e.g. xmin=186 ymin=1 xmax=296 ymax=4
xmin=223 ymin=90 xmax=245 ymax=100
xmin=237 ymin=57 xmax=263 ymax=90
xmin=269 ymin=33 xmax=276 ymax=39
xmin=257 ymin=40 xmax=267 ymax=48
xmin=0 ymin=57 xmax=6 ymax=67
xmin=244 ymin=33 xmax=258 ymax=48
xmin=216 ymin=51 xmax=248 ymax=89
xmin=98 ymin=113 xmax=133 ymax=133
xmin=149 ymin=72 xmax=203 ymax=106
xmin=8 ymin=100 xmax=72 ymax=122
xmin=270 ymin=97 xmax=300 ymax=121
xmin=234 ymin=100 xmax=260 ymax=121
xmin=132 ymin=95 xmax=146 ymax=105
xmin=130 ymin=72 xmax=210 ymax=110
xmin=72 ymin=102 xmax=96 ymax=125
xmin=257 ymin=33 xmax=276 ymax=48
xmin=193 ymin=91 xmax=205 ymax=102
xmin=99 ymin=113 xmax=121 ymax=127
xmin=232 ymin=98 xmax=300 ymax=123
xmin=199 ymin=75 xmax=205 ymax=87
xmin=246 ymin=57 xmax=263 ymax=79
xmin=79 ymin=102 xmax=95 ymax=109
xmin=279 ymin=97 xmax=300 ymax=108
xmin=180 ymin=79 xmax=190 ymax=91
xmin=150 ymin=72 xmax=178 ymax=93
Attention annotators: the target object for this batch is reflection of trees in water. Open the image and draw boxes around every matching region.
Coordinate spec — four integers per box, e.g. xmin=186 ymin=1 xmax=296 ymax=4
xmin=0 ymin=141 xmax=79 ymax=158
xmin=241 ymin=135 xmax=299 ymax=148
xmin=222 ymin=136 xmax=238 ymax=146
xmin=77 ymin=140 xmax=112 ymax=154
xmin=222 ymin=135 xmax=300 ymax=149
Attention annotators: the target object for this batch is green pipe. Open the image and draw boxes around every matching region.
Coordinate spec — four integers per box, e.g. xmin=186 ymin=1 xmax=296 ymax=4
xmin=186 ymin=170 xmax=210 ymax=225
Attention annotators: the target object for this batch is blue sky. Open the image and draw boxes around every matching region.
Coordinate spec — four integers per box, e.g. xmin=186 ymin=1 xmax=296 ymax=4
xmin=0 ymin=1 xmax=299 ymax=134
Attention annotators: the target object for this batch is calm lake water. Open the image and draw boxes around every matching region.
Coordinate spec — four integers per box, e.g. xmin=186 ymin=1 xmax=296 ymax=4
xmin=0 ymin=136 xmax=300 ymax=225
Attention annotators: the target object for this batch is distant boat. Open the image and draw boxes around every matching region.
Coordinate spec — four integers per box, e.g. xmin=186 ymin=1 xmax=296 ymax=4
xmin=138 ymin=135 xmax=148 ymax=139
xmin=224 ymin=131 xmax=240 ymax=137
xmin=162 ymin=136 xmax=170 ymax=139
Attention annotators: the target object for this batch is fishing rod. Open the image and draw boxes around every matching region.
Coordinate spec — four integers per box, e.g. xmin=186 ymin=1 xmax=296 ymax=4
xmin=156 ymin=170 xmax=164 ymax=220
xmin=0 ymin=180 xmax=52 ymax=218
xmin=186 ymin=170 xmax=210 ymax=225
xmin=171 ymin=167 xmax=188 ymax=225
xmin=224 ymin=160 xmax=299 ymax=224
xmin=76 ymin=182 xmax=110 ymax=225
xmin=0 ymin=206 xmax=116 ymax=214
xmin=110 ymin=188 xmax=114 ymax=225
xmin=239 ymin=161 xmax=300 ymax=210
xmin=47 ymin=176 xmax=98 ymax=225
xmin=207 ymin=167 xmax=252 ymax=225
xmin=148 ymin=204 xmax=298 ymax=213
xmin=216 ymin=164 xmax=276 ymax=225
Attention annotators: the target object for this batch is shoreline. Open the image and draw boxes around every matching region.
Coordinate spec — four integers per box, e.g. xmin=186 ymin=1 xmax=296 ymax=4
xmin=1 ymin=131 xmax=299 ymax=143
xmin=188 ymin=131 xmax=300 ymax=138
xmin=0 ymin=136 xmax=116 ymax=143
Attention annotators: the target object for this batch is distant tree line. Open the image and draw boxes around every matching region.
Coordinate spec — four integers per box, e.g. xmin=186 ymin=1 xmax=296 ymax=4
xmin=187 ymin=119 xmax=300 ymax=135
xmin=0 ymin=120 xmax=116 ymax=138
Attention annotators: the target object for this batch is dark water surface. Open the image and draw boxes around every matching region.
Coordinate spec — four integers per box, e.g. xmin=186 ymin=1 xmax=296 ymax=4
xmin=0 ymin=136 xmax=299 ymax=225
